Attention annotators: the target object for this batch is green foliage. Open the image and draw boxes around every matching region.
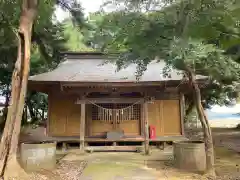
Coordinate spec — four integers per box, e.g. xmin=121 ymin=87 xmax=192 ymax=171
xmin=88 ymin=0 xmax=240 ymax=107
xmin=0 ymin=0 xmax=89 ymax=126
xmin=167 ymin=38 xmax=240 ymax=81
xmin=63 ymin=19 xmax=94 ymax=51
xmin=56 ymin=0 xmax=89 ymax=29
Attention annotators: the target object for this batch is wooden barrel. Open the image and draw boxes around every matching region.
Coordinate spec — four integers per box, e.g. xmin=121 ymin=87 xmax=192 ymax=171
xmin=173 ymin=140 xmax=206 ymax=173
xmin=20 ymin=141 xmax=56 ymax=172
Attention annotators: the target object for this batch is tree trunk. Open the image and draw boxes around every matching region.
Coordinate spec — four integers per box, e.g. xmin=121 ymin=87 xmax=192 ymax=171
xmin=26 ymin=98 xmax=36 ymax=122
xmin=236 ymin=92 xmax=240 ymax=104
xmin=184 ymin=100 xmax=194 ymax=123
xmin=0 ymin=0 xmax=38 ymax=178
xmin=42 ymin=109 xmax=44 ymax=121
xmin=186 ymin=68 xmax=215 ymax=176
xmin=0 ymin=89 xmax=10 ymax=130
xmin=185 ymin=100 xmax=194 ymax=117
xmin=22 ymin=105 xmax=28 ymax=125
xmin=0 ymin=30 xmax=23 ymax=178
xmin=3 ymin=87 xmax=10 ymax=122
xmin=29 ymin=106 xmax=36 ymax=121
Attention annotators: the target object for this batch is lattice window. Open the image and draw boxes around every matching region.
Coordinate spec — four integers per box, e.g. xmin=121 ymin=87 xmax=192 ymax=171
xmin=92 ymin=104 xmax=114 ymax=121
xmin=91 ymin=103 xmax=141 ymax=122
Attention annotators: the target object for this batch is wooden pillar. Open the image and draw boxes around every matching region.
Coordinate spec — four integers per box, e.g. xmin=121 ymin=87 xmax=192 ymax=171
xmin=144 ymin=102 xmax=150 ymax=155
xmin=140 ymin=104 xmax=145 ymax=136
xmin=180 ymin=93 xmax=185 ymax=135
xmin=62 ymin=142 xmax=68 ymax=152
xmin=80 ymin=103 xmax=86 ymax=151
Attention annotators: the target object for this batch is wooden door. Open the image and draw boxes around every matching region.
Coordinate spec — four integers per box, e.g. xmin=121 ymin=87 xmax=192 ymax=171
xmin=66 ymin=103 xmax=81 ymax=136
xmin=90 ymin=103 xmax=140 ymax=136
xmin=116 ymin=104 xmax=140 ymax=136
xmin=48 ymin=95 xmax=67 ymax=136
xmin=162 ymin=100 xmax=181 ymax=135
xmin=147 ymin=101 xmax=163 ymax=136
xmin=147 ymin=100 xmax=182 ymax=136
xmin=90 ymin=104 xmax=114 ymax=136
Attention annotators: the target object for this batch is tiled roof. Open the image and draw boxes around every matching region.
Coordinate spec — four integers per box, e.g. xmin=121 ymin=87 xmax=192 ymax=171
xmin=29 ymin=54 xmax=206 ymax=83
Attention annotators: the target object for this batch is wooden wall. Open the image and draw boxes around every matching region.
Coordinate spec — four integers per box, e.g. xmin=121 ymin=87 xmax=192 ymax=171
xmin=48 ymin=94 xmax=182 ymax=137
xmin=48 ymin=94 xmax=82 ymax=136
xmin=148 ymin=100 xmax=182 ymax=136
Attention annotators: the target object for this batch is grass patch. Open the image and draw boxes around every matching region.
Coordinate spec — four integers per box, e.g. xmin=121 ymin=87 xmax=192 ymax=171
xmin=82 ymin=161 xmax=138 ymax=179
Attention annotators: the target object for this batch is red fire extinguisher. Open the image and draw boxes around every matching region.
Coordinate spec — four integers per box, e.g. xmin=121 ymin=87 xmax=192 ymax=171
xmin=149 ymin=125 xmax=156 ymax=139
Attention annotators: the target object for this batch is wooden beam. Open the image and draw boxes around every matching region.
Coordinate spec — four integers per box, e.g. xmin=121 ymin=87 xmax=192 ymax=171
xmin=152 ymin=93 xmax=180 ymax=100
xmin=76 ymin=98 xmax=144 ymax=104
xmin=61 ymin=82 xmax=163 ymax=87
xmin=86 ymin=105 xmax=92 ymax=137
xmin=143 ymin=102 xmax=150 ymax=155
xmin=80 ymin=103 xmax=86 ymax=151
xmin=85 ymin=146 xmax=142 ymax=152
xmin=60 ymin=80 xmax=207 ymax=88
xmin=180 ymin=93 xmax=185 ymax=136
xmin=85 ymin=137 xmax=144 ymax=142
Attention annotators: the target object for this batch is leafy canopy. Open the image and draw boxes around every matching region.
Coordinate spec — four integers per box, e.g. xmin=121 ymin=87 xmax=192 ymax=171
xmin=86 ymin=0 xmax=240 ymax=107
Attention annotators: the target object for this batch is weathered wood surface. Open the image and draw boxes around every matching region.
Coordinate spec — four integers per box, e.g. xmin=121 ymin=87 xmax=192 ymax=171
xmin=80 ymin=103 xmax=86 ymax=151
xmin=48 ymin=94 xmax=183 ymax=139
xmin=85 ymin=146 xmax=143 ymax=152
xmin=76 ymin=98 xmax=144 ymax=104
xmin=180 ymin=93 xmax=185 ymax=135
xmin=148 ymin=100 xmax=182 ymax=136
xmin=144 ymin=102 xmax=150 ymax=155
xmin=150 ymin=136 xmax=187 ymax=142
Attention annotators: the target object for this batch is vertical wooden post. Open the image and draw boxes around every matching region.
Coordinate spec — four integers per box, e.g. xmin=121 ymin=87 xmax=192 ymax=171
xmin=80 ymin=103 xmax=86 ymax=151
xmin=180 ymin=93 xmax=185 ymax=136
xmin=140 ymin=104 xmax=144 ymax=136
xmin=144 ymin=102 xmax=150 ymax=155
xmin=87 ymin=105 xmax=92 ymax=136
xmin=62 ymin=142 xmax=67 ymax=152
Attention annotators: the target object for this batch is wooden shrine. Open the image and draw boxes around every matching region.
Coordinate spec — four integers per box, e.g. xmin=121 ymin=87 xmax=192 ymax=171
xmin=28 ymin=52 xmax=207 ymax=153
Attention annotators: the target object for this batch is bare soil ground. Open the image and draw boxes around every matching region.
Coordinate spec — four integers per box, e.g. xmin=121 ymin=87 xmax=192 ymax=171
xmin=4 ymin=127 xmax=240 ymax=180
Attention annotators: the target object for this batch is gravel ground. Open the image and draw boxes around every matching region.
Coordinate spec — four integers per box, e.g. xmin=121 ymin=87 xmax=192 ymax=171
xmin=6 ymin=127 xmax=240 ymax=180
xmin=29 ymin=160 xmax=87 ymax=180
xmin=186 ymin=128 xmax=240 ymax=180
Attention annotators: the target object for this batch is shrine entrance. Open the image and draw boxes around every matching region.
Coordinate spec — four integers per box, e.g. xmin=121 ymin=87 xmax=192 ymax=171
xmin=90 ymin=102 xmax=142 ymax=137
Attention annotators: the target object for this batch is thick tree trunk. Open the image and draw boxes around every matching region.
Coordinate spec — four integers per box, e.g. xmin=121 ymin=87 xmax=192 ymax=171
xmin=186 ymin=68 xmax=215 ymax=176
xmin=0 ymin=32 xmax=23 ymax=177
xmin=0 ymin=0 xmax=38 ymax=178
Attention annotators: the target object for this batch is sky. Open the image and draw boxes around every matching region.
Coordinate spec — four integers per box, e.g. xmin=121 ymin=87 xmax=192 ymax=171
xmin=210 ymin=104 xmax=240 ymax=114
xmin=55 ymin=0 xmax=105 ymax=21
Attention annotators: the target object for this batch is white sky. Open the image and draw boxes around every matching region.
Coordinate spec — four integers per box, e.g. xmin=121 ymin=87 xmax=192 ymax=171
xmin=55 ymin=0 xmax=105 ymax=21
xmin=210 ymin=104 xmax=240 ymax=114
